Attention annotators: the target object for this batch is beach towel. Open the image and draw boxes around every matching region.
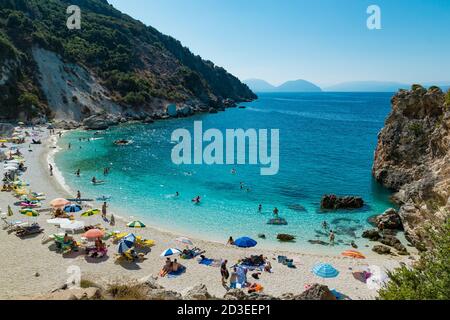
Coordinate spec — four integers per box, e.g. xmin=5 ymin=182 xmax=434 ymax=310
xmin=167 ymin=266 xmax=186 ymax=278
xmin=198 ymin=258 xmax=221 ymax=267
xmin=236 ymin=267 xmax=247 ymax=288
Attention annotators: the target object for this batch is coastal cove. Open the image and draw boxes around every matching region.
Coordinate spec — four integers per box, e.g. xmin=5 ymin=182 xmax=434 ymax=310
xmin=54 ymin=92 xmax=404 ymax=255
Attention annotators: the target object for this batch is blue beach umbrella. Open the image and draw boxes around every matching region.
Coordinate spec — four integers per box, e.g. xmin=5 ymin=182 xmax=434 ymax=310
xmin=118 ymin=234 xmax=136 ymax=254
xmin=160 ymin=248 xmax=181 ymax=257
xmin=63 ymin=204 xmax=82 ymax=213
xmin=234 ymin=237 xmax=257 ymax=248
xmin=312 ymin=263 xmax=339 ymax=278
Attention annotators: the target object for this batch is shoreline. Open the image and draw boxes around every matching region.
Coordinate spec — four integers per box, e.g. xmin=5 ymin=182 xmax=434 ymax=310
xmin=0 ymin=125 xmax=415 ymax=300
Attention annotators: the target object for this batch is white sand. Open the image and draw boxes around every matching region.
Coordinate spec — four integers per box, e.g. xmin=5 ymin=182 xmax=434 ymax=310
xmin=0 ymin=126 xmax=414 ymax=300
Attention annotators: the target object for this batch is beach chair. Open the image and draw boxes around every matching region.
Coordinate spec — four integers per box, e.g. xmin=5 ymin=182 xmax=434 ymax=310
xmin=15 ymin=224 xmax=44 ymax=237
xmin=112 ymin=232 xmax=128 ymax=243
xmin=135 ymin=236 xmax=155 ymax=248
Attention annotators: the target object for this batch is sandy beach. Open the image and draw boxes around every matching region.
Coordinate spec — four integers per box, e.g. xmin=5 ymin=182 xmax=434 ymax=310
xmin=0 ymin=126 xmax=415 ymax=300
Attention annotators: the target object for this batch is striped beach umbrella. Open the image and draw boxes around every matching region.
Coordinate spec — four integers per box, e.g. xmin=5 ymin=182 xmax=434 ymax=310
xmin=63 ymin=204 xmax=82 ymax=213
xmin=160 ymin=248 xmax=181 ymax=257
xmin=175 ymin=237 xmax=193 ymax=246
xmin=81 ymin=209 xmax=100 ymax=217
xmin=312 ymin=263 xmax=339 ymax=278
xmin=118 ymin=234 xmax=136 ymax=254
xmin=20 ymin=208 xmax=39 ymax=217
xmin=127 ymin=220 xmax=146 ymax=228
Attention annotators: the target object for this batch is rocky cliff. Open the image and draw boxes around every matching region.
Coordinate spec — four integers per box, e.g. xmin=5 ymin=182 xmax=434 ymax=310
xmin=0 ymin=0 xmax=256 ymax=122
xmin=373 ymin=85 xmax=450 ymax=248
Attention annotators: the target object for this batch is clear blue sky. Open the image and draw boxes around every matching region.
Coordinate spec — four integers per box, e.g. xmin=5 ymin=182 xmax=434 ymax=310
xmin=108 ymin=0 xmax=450 ymax=86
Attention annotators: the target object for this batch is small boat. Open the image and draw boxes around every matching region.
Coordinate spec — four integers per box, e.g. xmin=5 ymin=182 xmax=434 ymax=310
xmin=114 ymin=139 xmax=133 ymax=146
xmin=267 ymin=218 xmax=288 ymax=225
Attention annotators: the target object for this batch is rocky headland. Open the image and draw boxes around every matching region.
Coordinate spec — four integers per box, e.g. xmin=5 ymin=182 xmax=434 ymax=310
xmin=373 ymin=85 xmax=450 ymax=249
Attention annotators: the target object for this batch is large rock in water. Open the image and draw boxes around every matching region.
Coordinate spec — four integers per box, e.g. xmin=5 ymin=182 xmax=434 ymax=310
xmin=372 ymin=85 xmax=450 ymax=248
xmin=375 ymin=208 xmax=403 ymax=230
xmin=321 ymin=195 xmax=364 ymax=210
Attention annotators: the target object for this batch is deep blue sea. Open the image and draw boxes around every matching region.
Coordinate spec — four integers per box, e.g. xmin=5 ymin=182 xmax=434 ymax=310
xmin=55 ymin=92 xmax=396 ymax=253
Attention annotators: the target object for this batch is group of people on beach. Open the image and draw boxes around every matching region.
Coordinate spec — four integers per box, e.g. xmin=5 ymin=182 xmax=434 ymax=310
xmin=160 ymin=257 xmax=182 ymax=277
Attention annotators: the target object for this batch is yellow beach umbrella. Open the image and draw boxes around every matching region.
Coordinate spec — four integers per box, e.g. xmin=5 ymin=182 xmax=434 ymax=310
xmin=20 ymin=208 xmax=39 ymax=217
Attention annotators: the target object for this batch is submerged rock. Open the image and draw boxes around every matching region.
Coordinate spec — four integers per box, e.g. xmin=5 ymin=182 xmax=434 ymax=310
xmin=277 ymin=234 xmax=296 ymax=242
xmin=320 ymin=195 xmax=364 ymax=210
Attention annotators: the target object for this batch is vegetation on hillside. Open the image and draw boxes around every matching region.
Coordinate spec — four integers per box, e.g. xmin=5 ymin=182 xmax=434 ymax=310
xmin=378 ymin=218 xmax=450 ymax=300
xmin=0 ymin=0 xmax=255 ymax=120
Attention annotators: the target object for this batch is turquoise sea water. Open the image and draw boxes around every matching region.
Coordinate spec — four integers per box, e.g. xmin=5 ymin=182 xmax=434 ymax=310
xmin=55 ymin=92 xmax=395 ymax=253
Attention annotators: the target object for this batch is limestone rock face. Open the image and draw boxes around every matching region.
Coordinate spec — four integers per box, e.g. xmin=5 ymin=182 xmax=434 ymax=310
xmin=373 ymin=85 xmax=450 ymax=248
xmin=293 ymin=284 xmax=336 ymax=300
xmin=375 ymin=208 xmax=403 ymax=230
xmin=184 ymin=284 xmax=213 ymax=300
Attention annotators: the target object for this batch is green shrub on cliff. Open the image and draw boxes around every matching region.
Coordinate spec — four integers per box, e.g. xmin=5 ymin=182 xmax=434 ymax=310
xmin=445 ymin=89 xmax=450 ymax=108
xmin=378 ymin=219 xmax=450 ymax=300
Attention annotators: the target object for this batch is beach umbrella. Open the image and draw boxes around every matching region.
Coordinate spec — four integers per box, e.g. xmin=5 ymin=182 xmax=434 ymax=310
xmin=81 ymin=209 xmax=100 ymax=217
xmin=118 ymin=235 xmax=136 ymax=254
xmin=127 ymin=220 xmax=146 ymax=228
xmin=83 ymin=229 xmax=105 ymax=240
xmin=312 ymin=263 xmax=339 ymax=278
xmin=234 ymin=237 xmax=258 ymax=248
xmin=63 ymin=204 xmax=82 ymax=213
xmin=50 ymin=198 xmax=70 ymax=208
xmin=20 ymin=208 xmax=39 ymax=217
xmin=160 ymin=248 xmax=181 ymax=257
xmin=341 ymin=250 xmax=366 ymax=259
xmin=175 ymin=237 xmax=193 ymax=246
xmin=7 ymin=205 xmax=14 ymax=217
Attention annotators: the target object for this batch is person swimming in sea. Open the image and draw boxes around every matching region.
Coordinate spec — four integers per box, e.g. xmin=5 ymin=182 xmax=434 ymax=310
xmin=192 ymin=196 xmax=201 ymax=204
xmin=258 ymin=204 xmax=262 ymax=213
xmin=273 ymin=207 xmax=279 ymax=218
xmin=231 ymin=168 xmax=236 ymax=175
xmin=75 ymin=169 xmax=80 ymax=177
xmin=322 ymin=221 xmax=329 ymax=230
xmin=175 ymin=191 xmax=180 ymax=197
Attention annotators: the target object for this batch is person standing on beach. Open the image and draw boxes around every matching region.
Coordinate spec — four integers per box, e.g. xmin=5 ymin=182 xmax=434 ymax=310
xmin=76 ymin=190 xmax=81 ymax=201
xmin=49 ymin=164 xmax=53 ymax=176
xmin=102 ymin=202 xmax=107 ymax=219
xmin=221 ymin=260 xmax=229 ymax=286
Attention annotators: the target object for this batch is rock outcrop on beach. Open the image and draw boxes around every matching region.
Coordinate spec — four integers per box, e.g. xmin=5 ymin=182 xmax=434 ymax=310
xmin=0 ymin=0 xmax=256 ymax=122
xmin=373 ymin=85 xmax=450 ymax=248
xmin=320 ymin=195 xmax=364 ymax=210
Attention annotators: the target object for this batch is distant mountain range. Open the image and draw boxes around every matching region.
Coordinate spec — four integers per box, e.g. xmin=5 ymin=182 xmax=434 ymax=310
xmin=244 ymin=79 xmax=322 ymax=92
xmin=245 ymin=79 xmax=450 ymax=93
